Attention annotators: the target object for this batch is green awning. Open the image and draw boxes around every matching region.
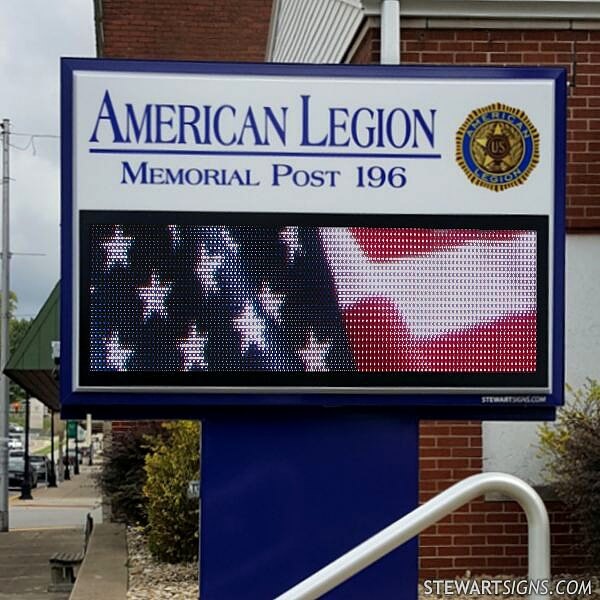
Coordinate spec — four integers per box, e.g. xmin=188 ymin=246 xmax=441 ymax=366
xmin=4 ymin=283 xmax=59 ymax=411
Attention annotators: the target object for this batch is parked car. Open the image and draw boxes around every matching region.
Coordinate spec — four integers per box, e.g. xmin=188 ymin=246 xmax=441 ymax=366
xmin=8 ymin=457 xmax=38 ymax=489
xmin=29 ymin=455 xmax=52 ymax=483
xmin=8 ymin=434 xmax=23 ymax=451
xmin=9 ymin=423 xmax=24 ymax=434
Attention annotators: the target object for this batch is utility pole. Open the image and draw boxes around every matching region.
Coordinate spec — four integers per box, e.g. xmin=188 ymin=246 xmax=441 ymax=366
xmin=0 ymin=119 xmax=10 ymax=531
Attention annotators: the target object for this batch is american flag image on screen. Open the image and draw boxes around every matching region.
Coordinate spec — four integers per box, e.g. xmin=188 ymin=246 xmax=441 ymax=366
xmin=82 ymin=213 xmax=543 ymax=386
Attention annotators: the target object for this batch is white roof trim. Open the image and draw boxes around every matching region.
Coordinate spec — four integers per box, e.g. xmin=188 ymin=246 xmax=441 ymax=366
xmin=267 ymin=0 xmax=365 ymax=63
xmin=363 ymin=0 xmax=600 ymax=20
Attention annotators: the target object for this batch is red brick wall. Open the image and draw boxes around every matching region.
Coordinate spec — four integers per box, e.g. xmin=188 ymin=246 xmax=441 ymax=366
xmin=100 ymin=0 xmax=272 ymax=62
xmin=352 ymin=25 xmax=595 ymax=576
xmin=419 ymin=421 xmax=586 ymax=577
xmin=352 ymin=27 xmax=600 ymax=232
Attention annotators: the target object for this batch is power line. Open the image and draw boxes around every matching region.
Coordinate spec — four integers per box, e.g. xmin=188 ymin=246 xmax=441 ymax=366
xmin=9 ymin=140 xmax=34 ymax=152
xmin=4 ymin=132 xmax=59 ymax=156
xmin=10 ymin=132 xmax=59 ymax=139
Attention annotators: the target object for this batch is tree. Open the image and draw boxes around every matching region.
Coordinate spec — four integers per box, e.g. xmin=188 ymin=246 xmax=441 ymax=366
xmin=9 ymin=315 xmax=32 ymax=403
xmin=143 ymin=421 xmax=200 ymax=562
xmin=96 ymin=423 xmax=164 ymax=525
xmin=538 ymin=380 xmax=600 ymax=567
xmin=2 ymin=291 xmax=33 ymax=404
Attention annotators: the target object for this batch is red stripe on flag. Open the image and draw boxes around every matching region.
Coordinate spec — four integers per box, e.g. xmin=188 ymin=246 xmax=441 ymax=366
xmin=343 ymin=298 xmax=536 ymax=372
xmin=349 ymin=228 xmax=521 ymax=260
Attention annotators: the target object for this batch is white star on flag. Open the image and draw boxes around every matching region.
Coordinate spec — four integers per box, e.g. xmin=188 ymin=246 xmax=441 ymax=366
xmin=222 ymin=229 xmax=239 ymax=254
xmin=106 ymin=331 xmax=134 ymax=370
xmin=168 ymin=225 xmax=181 ymax=249
xmin=197 ymin=245 xmax=223 ymax=293
xmin=233 ymin=301 xmax=266 ymax=354
xmin=259 ymin=282 xmax=285 ymax=323
xmin=298 ymin=330 xmax=330 ymax=372
xmin=179 ymin=324 xmax=208 ymax=371
xmin=280 ymin=226 xmax=302 ymax=263
xmin=138 ymin=272 xmax=171 ymax=321
xmin=104 ymin=226 xmax=133 ymax=270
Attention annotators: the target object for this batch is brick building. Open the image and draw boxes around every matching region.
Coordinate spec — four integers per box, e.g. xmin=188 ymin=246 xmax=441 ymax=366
xmin=93 ymin=0 xmax=600 ymax=579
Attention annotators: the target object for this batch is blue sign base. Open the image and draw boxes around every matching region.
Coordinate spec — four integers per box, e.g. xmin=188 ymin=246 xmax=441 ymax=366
xmin=200 ymin=412 xmax=419 ymax=599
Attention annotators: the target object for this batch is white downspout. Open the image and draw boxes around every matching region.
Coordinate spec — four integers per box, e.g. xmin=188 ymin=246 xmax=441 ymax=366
xmin=380 ymin=0 xmax=400 ymax=64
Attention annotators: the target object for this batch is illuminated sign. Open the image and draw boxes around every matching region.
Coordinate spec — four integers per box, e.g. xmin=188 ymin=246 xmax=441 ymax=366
xmin=81 ymin=212 xmax=548 ymax=390
xmin=61 ymin=59 xmax=565 ymax=409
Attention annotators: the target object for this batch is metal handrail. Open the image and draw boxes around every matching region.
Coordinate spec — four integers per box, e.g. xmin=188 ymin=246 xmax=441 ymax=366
xmin=275 ymin=472 xmax=550 ymax=600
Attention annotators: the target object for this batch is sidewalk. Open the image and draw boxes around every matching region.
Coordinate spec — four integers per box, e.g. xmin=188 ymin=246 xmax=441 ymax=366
xmin=0 ymin=466 xmax=119 ymax=600
xmin=0 ymin=528 xmax=83 ymax=600
xmin=10 ymin=464 xmax=101 ymax=509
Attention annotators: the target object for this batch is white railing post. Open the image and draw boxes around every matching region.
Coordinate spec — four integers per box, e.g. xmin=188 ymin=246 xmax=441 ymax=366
xmin=275 ymin=472 xmax=550 ymax=600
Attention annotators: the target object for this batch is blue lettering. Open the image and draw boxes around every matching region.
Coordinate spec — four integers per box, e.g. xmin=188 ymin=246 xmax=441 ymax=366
xmin=350 ymin=107 xmax=375 ymax=148
xmin=165 ymin=168 xmax=184 ymax=184
xmin=124 ymin=103 xmax=152 ymax=143
xmin=238 ymin=108 xmax=263 ymax=146
xmin=413 ymin=109 xmax=436 ymax=148
xmin=386 ymin=108 xmax=411 ymax=149
xmin=155 ymin=104 xmax=177 ymax=144
xmin=149 ymin=167 xmax=165 ymax=184
xmin=121 ymin=160 xmax=147 ymax=183
xmin=300 ymin=95 xmax=327 ymax=147
xmin=272 ymin=163 xmax=293 ymax=186
xmin=263 ymin=106 xmax=287 ymax=145
xmin=178 ymin=105 xmax=203 ymax=144
xmin=89 ymin=90 xmax=125 ymax=143
xmin=185 ymin=169 xmax=202 ymax=185
xmin=213 ymin=105 xmax=237 ymax=146
xmin=329 ymin=108 xmax=350 ymax=147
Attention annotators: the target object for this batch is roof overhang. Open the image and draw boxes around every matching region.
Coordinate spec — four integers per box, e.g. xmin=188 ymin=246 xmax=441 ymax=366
xmin=4 ymin=283 xmax=59 ymax=411
xmin=268 ymin=0 xmax=600 ymax=63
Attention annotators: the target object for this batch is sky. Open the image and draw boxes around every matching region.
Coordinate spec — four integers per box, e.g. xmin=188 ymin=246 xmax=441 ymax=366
xmin=0 ymin=1 xmax=95 ymax=319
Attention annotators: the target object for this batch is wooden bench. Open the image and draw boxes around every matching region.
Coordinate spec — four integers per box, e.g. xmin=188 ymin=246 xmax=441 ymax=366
xmin=48 ymin=513 xmax=94 ymax=593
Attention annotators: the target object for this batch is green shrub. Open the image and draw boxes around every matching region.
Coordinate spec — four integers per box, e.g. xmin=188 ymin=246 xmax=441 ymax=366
xmin=538 ymin=380 xmax=600 ymax=566
xmin=143 ymin=421 xmax=200 ymax=563
xmin=97 ymin=423 xmax=163 ymax=525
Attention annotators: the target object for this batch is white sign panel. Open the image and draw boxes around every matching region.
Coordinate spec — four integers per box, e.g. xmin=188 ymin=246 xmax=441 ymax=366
xmin=73 ymin=72 xmax=554 ymax=215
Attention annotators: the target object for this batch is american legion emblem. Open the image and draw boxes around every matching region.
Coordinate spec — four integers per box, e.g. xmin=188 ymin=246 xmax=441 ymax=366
xmin=456 ymin=103 xmax=539 ymax=192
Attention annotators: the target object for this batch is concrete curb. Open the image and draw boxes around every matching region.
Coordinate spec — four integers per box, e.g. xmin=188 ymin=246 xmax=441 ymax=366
xmin=69 ymin=523 xmax=128 ymax=600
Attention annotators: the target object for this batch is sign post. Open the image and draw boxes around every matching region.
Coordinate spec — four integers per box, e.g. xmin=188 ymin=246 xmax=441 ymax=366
xmin=61 ymin=60 xmax=566 ymax=598
xmin=66 ymin=420 xmax=77 ymax=438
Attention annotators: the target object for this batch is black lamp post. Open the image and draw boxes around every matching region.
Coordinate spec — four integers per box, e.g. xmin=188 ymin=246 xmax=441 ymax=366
xmin=74 ymin=425 xmax=80 ymax=476
xmin=48 ymin=409 xmax=57 ymax=487
xmin=19 ymin=397 xmax=33 ymax=500
xmin=64 ymin=423 xmax=71 ymax=481
xmin=88 ymin=417 xmax=93 ymax=466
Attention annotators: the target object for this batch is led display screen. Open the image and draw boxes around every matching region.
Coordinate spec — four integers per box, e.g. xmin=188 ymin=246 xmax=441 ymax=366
xmin=79 ymin=212 xmax=548 ymax=390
